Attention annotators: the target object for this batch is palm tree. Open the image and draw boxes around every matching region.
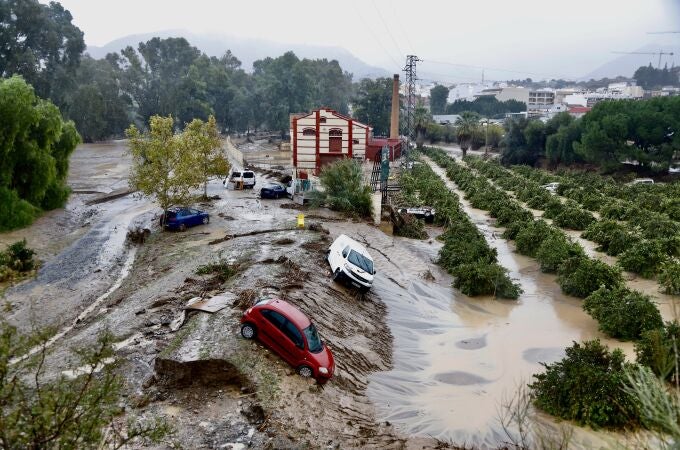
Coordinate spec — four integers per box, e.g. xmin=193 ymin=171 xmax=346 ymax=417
xmin=455 ymin=111 xmax=481 ymax=157
xmin=413 ymin=103 xmax=431 ymax=149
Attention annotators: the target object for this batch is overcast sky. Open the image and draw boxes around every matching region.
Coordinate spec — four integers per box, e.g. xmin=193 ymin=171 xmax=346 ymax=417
xmin=51 ymin=0 xmax=680 ymax=79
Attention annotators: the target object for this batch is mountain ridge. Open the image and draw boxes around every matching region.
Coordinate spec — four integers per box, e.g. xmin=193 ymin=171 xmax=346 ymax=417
xmin=86 ymin=29 xmax=391 ymax=80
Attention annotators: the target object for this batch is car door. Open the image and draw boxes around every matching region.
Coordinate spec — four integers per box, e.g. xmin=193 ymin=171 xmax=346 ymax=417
xmin=259 ymin=310 xmax=302 ymax=365
xmin=188 ymin=209 xmax=200 ymax=226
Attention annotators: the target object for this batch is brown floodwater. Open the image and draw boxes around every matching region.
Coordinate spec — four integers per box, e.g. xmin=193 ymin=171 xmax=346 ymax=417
xmin=361 ymin=158 xmax=653 ymax=448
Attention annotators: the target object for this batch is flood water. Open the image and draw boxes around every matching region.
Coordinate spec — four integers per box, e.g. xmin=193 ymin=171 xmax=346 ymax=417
xmin=362 ymin=158 xmax=646 ymax=448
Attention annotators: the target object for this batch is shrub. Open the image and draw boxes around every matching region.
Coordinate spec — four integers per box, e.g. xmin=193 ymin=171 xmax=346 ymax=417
xmin=530 ymin=340 xmax=638 ymax=429
xmin=526 ymin=192 xmax=551 ymax=210
xmin=618 ymin=240 xmax=668 ymax=278
xmin=640 ymin=217 xmax=680 ymax=241
xmin=452 ymin=262 xmax=521 ymax=299
xmin=314 ymin=159 xmax=372 ymax=217
xmin=491 ymin=201 xmax=534 ymax=227
xmin=583 ymin=286 xmax=663 ymax=340
xmin=552 ymin=204 xmax=595 ymax=230
xmin=501 ymin=219 xmax=531 ymax=240
xmin=635 ymin=321 xmax=680 ymax=381
xmin=600 ymin=200 xmax=627 ymax=220
xmin=557 ymin=256 xmax=623 ymax=298
xmin=542 ymin=197 xmax=564 ymax=219
xmin=394 ymin=214 xmax=427 ymax=239
xmin=658 ymin=259 xmax=680 ymax=295
xmin=4 ymin=239 xmax=36 ymax=272
xmin=514 ymin=220 xmax=555 ymax=257
xmin=0 ymin=187 xmax=40 ymax=231
xmin=196 ymin=260 xmax=239 ymax=282
xmin=582 ymin=220 xmax=638 ymax=256
xmin=536 ymin=234 xmax=584 ymax=273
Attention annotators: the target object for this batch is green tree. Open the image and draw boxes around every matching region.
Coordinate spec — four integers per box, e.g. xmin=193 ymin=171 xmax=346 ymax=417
xmin=0 ymin=76 xmax=79 ymax=230
xmin=353 ymin=77 xmax=392 ymax=136
xmin=0 ymin=0 xmax=85 ymax=106
xmin=414 ymin=102 xmax=432 ymax=148
xmin=0 ymin=322 xmax=171 ymax=448
xmin=183 ymin=115 xmax=230 ymax=198
xmin=126 ymin=115 xmax=202 ymax=219
xmin=429 ymin=84 xmax=449 ymax=115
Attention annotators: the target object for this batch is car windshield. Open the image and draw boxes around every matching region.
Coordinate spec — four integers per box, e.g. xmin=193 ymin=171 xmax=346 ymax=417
xmin=303 ymin=323 xmax=323 ymax=353
xmin=243 ymin=172 xmax=254 ymax=178
xmin=348 ymin=250 xmax=373 ymax=273
xmin=265 ymin=184 xmax=279 ymax=189
xmin=231 ymin=172 xmax=241 ymax=178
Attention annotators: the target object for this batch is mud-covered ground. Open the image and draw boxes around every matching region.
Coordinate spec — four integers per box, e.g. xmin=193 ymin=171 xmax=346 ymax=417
xmin=3 ymin=141 xmax=664 ymax=449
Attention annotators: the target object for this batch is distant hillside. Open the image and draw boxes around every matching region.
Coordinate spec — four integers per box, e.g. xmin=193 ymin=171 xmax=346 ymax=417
xmin=86 ymin=29 xmax=390 ymax=80
xmin=582 ymin=43 xmax=680 ymax=80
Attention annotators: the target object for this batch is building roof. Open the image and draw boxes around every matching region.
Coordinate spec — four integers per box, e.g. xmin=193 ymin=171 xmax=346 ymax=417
xmin=568 ymin=106 xmax=591 ymax=113
xmin=368 ymin=137 xmax=401 ymax=148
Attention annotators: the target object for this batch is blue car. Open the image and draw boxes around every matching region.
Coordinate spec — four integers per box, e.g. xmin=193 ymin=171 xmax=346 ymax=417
xmin=260 ymin=183 xmax=287 ymax=199
xmin=161 ymin=207 xmax=210 ymax=231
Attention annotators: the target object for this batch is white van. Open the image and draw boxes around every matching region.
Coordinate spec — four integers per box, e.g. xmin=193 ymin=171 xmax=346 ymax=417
xmin=226 ymin=170 xmax=256 ymax=189
xmin=327 ymin=234 xmax=375 ymax=290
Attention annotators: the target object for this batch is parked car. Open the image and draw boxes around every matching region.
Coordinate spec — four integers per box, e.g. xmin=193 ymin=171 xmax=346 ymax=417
xmin=327 ymin=234 xmax=375 ymax=290
xmin=260 ymin=183 xmax=287 ymax=199
xmin=240 ymin=298 xmax=334 ymax=383
xmin=628 ymin=178 xmax=654 ymax=185
xmin=225 ymin=170 xmax=256 ymax=189
xmin=160 ymin=207 xmax=209 ymax=231
xmin=541 ymin=182 xmax=560 ymax=193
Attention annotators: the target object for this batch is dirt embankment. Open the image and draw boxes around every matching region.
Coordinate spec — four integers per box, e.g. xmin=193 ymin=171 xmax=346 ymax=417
xmin=32 ymin=173 xmax=444 ymax=449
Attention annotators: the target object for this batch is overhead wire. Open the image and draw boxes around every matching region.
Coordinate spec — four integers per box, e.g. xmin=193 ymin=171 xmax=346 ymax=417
xmin=370 ymin=0 xmax=405 ymax=62
xmin=353 ymin=0 xmax=402 ymax=72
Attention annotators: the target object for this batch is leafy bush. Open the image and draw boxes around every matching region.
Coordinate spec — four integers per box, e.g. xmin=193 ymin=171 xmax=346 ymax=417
xmin=0 ymin=323 xmax=172 ymax=448
xmin=600 ymin=200 xmax=628 ymax=220
xmin=0 ymin=187 xmax=40 ymax=231
xmin=530 ymin=340 xmax=638 ymax=429
xmin=582 ymin=220 xmax=637 ymax=256
xmin=394 ymin=214 xmax=427 ymax=239
xmin=452 ymin=262 xmax=521 ymax=299
xmin=640 ymin=217 xmax=680 ymax=241
xmin=618 ymin=240 xmax=668 ymax=278
xmin=552 ymin=204 xmax=595 ymax=230
xmin=536 ymin=234 xmax=584 ymax=273
xmin=635 ymin=321 xmax=680 ymax=380
xmin=314 ymin=159 xmax=372 ymax=217
xmin=196 ymin=260 xmax=239 ymax=282
xmin=541 ymin=197 xmax=564 ymax=219
xmin=526 ymin=192 xmax=551 ymax=210
xmin=658 ymin=259 xmax=680 ymax=295
xmin=583 ymin=286 xmax=663 ymax=340
xmin=557 ymin=256 xmax=623 ymax=298
xmin=514 ymin=220 xmax=555 ymax=257
xmin=0 ymin=239 xmax=37 ymax=282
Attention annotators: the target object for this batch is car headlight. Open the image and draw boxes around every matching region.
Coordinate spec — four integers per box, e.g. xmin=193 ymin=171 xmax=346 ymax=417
xmin=319 ymin=367 xmax=329 ymax=375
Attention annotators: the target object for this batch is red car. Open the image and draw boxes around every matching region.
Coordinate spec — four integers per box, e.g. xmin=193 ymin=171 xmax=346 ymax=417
xmin=240 ymin=299 xmax=335 ymax=383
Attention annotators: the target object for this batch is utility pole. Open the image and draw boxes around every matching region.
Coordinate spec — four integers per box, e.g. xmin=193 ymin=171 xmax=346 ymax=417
xmin=484 ymin=118 xmax=489 ymax=159
xmin=403 ymin=55 xmax=419 ymax=161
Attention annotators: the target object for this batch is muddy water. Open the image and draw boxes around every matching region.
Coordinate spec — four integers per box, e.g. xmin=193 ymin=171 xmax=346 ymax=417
xmin=356 ymin=159 xmax=640 ymax=448
xmin=3 ymin=141 xmax=156 ymax=333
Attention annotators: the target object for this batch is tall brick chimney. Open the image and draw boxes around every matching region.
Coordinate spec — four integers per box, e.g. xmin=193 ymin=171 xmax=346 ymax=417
xmin=390 ymin=74 xmax=400 ymax=139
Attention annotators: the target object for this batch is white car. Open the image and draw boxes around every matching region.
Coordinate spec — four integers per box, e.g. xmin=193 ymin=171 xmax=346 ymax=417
xmin=541 ymin=182 xmax=560 ymax=193
xmin=628 ymin=178 xmax=654 ymax=185
xmin=327 ymin=234 xmax=375 ymax=290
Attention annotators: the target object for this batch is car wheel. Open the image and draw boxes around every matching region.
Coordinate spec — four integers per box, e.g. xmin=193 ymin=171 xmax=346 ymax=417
xmin=298 ymin=365 xmax=313 ymax=378
xmin=179 ymin=223 xmax=187 ymax=232
xmin=332 ymin=268 xmax=342 ymax=281
xmin=241 ymin=323 xmax=256 ymax=339
xmin=202 ymin=216 xmax=209 ymax=225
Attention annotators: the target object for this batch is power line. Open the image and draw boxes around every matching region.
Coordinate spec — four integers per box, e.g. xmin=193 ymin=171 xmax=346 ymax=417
xmin=370 ymin=0 xmax=405 ymax=60
xmin=421 ymin=58 xmax=573 ymax=80
xmin=388 ymin=6 xmax=416 ymax=55
xmin=353 ymin=0 xmax=402 ymax=72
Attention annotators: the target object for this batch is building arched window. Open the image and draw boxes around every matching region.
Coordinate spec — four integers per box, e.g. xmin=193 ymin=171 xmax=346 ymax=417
xmin=319 ymin=116 xmax=327 ymax=123
xmin=302 ymin=128 xmax=316 ymax=136
xmin=329 ymin=128 xmax=342 ymax=152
